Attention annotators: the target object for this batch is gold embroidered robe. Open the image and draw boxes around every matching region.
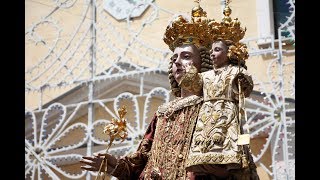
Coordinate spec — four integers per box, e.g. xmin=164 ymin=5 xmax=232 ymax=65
xmin=184 ymin=65 xmax=256 ymax=174
xmin=110 ymin=65 xmax=259 ymax=180
xmin=111 ymin=95 xmax=203 ymax=180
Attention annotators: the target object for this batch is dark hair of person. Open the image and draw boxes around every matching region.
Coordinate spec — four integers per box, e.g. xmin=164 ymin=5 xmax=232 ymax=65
xmin=168 ymin=46 xmax=213 ymax=97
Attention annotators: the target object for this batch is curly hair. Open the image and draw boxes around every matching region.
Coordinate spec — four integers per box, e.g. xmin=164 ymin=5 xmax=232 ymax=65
xmin=168 ymin=46 xmax=213 ymax=97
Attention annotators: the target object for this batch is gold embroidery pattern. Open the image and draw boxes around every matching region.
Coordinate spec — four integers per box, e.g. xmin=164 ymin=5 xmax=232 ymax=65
xmin=157 ymin=95 xmax=203 ymax=118
xmin=144 ymin=96 xmax=202 ymax=180
xmin=186 ymin=65 xmax=253 ymax=169
xmin=185 ymin=153 xmax=242 ymax=167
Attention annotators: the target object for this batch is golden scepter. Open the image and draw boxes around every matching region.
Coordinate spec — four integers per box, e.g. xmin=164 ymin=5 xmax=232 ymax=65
xmin=95 ymin=105 xmax=128 ymax=180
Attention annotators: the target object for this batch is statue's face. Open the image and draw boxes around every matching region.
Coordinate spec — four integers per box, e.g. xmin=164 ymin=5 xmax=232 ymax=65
xmin=171 ymin=44 xmax=201 ymax=83
xmin=210 ymin=41 xmax=229 ymax=68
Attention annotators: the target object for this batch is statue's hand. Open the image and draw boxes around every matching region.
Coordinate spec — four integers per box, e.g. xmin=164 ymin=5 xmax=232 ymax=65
xmin=235 ymin=73 xmax=250 ymax=87
xmin=80 ymin=153 xmax=117 ymax=174
xmin=234 ymin=72 xmax=253 ymax=97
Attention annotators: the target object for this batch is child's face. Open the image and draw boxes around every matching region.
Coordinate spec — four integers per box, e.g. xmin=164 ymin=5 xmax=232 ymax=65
xmin=171 ymin=44 xmax=201 ymax=83
xmin=210 ymin=41 xmax=229 ymax=68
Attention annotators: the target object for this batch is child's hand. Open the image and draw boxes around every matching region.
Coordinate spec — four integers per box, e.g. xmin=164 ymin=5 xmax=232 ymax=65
xmin=235 ymin=73 xmax=251 ymax=90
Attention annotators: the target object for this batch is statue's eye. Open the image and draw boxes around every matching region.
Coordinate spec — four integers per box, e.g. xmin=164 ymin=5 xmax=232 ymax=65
xmin=171 ymin=56 xmax=177 ymax=62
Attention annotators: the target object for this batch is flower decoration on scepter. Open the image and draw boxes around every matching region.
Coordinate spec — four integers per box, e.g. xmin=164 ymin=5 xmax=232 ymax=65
xmin=95 ymin=105 xmax=128 ymax=180
xmin=103 ymin=105 xmax=128 ymax=147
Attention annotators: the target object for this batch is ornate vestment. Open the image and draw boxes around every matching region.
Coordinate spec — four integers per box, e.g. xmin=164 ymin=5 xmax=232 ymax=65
xmin=111 ymin=95 xmax=203 ymax=180
xmin=110 ymin=65 xmax=259 ymax=180
xmin=185 ymin=64 xmax=254 ymax=171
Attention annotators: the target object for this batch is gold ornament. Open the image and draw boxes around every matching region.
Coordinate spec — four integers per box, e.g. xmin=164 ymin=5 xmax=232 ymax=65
xmin=211 ymin=111 xmax=220 ymax=121
xmin=95 ymin=105 xmax=128 ymax=180
xmin=178 ymin=65 xmax=203 ymax=93
xmin=208 ymin=1 xmax=249 ymax=61
xmin=208 ymin=8 xmax=246 ymax=43
xmin=103 ymin=105 xmax=128 ymax=143
xmin=163 ymin=1 xmax=215 ymax=51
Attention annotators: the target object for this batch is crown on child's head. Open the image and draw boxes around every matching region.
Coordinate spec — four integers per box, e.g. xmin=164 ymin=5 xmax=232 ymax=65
xmin=163 ymin=0 xmax=214 ymax=52
xmin=208 ymin=0 xmax=249 ymax=61
xmin=208 ymin=4 xmax=246 ymax=43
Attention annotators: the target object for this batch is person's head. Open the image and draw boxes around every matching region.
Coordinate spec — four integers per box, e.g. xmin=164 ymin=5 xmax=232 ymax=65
xmin=210 ymin=40 xmax=229 ymax=68
xmin=210 ymin=40 xmax=248 ymax=69
xmin=208 ymin=4 xmax=249 ymax=70
xmin=168 ymin=44 xmax=212 ymax=97
xmin=163 ymin=3 xmax=214 ymax=97
xmin=171 ymin=44 xmax=201 ymax=83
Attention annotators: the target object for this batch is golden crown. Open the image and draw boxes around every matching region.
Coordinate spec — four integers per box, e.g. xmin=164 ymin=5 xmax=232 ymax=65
xmin=163 ymin=0 xmax=249 ymax=61
xmin=208 ymin=1 xmax=249 ymax=61
xmin=208 ymin=5 xmax=246 ymax=43
xmin=163 ymin=1 xmax=213 ymax=51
